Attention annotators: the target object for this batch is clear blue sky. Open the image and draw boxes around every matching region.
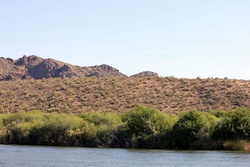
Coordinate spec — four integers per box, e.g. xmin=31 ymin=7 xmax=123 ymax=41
xmin=1 ymin=0 xmax=249 ymax=79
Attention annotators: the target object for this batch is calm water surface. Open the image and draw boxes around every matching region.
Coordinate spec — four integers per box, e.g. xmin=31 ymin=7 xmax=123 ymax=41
xmin=0 ymin=145 xmax=250 ymax=167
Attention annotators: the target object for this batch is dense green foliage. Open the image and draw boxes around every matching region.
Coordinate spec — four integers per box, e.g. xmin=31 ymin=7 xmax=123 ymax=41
xmin=121 ymin=106 xmax=177 ymax=148
xmin=213 ymin=108 xmax=250 ymax=140
xmin=0 ymin=106 xmax=249 ymax=150
xmin=170 ymin=111 xmax=218 ymax=149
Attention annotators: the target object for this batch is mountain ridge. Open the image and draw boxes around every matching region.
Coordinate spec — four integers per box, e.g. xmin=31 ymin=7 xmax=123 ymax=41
xmin=0 ymin=55 xmax=249 ymax=114
xmin=0 ymin=55 xmax=129 ymax=81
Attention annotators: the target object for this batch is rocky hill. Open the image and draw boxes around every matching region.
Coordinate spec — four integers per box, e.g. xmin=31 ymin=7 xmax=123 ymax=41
xmin=0 ymin=55 xmax=249 ymax=114
xmin=0 ymin=77 xmax=248 ymax=114
xmin=0 ymin=55 xmax=125 ymax=80
xmin=131 ymin=71 xmax=159 ymax=77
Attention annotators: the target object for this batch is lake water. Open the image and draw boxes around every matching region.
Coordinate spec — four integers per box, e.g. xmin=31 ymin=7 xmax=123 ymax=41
xmin=0 ymin=145 xmax=250 ymax=167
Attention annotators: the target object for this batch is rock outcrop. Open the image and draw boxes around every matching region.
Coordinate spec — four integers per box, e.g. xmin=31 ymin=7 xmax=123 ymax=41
xmin=131 ymin=71 xmax=159 ymax=77
xmin=0 ymin=55 xmax=125 ymax=81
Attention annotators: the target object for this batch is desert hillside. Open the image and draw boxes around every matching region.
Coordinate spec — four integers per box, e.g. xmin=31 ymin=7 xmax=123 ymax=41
xmin=0 ymin=76 xmax=249 ymax=113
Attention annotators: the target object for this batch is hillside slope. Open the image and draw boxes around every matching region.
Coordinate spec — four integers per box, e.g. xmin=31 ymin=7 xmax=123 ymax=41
xmin=0 ymin=77 xmax=249 ymax=113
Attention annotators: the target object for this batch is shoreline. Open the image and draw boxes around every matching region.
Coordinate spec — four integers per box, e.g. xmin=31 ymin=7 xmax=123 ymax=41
xmin=0 ymin=107 xmax=249 ymax=151
xmin=1 ymin=141 xmax=250 ymax=151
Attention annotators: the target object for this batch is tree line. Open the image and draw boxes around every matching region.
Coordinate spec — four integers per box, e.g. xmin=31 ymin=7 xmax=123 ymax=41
xmin=0 ymin=106 xmax=249 ymax=150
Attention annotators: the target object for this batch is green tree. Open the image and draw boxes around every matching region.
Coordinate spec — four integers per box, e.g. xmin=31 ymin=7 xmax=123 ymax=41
xmin=122 ymin=106 xmax=176 ymax=148
xmin=213 ymin=108 xmax=250 ymax=140
xmin=35 ymin=112 xmax=87 ymax=145
xmin=2 ymin=111 xmax=45 ymax=144
xmin=172 ymin=110 xmax=218 ymax=149
xmin=78 ymin=111 xmax=124 ymax=147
